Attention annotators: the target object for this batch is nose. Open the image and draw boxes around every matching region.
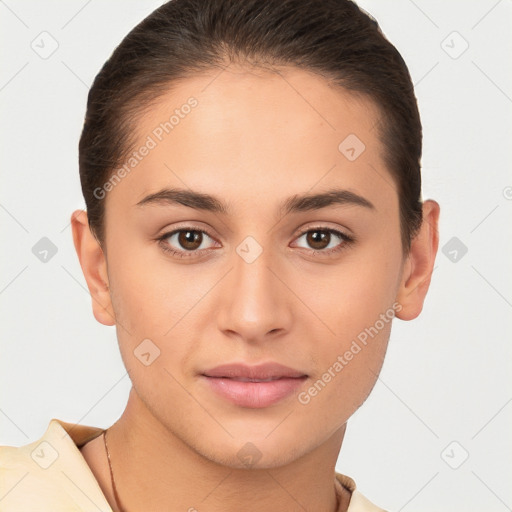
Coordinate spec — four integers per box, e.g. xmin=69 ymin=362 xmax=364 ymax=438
xmin=216 ymin=240 xmax=293 ymax=344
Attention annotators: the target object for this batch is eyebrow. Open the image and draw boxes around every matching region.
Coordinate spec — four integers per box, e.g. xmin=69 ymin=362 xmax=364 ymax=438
xmin=135 ymin=187 xmax=375 ymax=215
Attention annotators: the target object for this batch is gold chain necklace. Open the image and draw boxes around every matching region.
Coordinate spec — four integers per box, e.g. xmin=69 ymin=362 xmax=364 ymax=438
xmin=103 ymin=429 xmax=126 ymax=512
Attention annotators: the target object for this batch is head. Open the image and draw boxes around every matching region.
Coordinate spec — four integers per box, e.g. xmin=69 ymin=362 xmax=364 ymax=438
xmin=72 ymin=0 xmax=439 ymax=468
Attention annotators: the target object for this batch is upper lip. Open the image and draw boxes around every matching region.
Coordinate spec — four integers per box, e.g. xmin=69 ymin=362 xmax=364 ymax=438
xmin=202 ymin=362 xmax=307 ymax=380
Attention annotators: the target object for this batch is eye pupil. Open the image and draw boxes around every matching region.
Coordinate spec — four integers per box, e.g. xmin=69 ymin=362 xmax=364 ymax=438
xmin=178 ymin=230 xmax=202 ymax=250
xmin=307 ymin=230 xmax=330 ymax=250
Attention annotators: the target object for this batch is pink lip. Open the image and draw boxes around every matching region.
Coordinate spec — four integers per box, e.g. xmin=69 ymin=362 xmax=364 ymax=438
xmin=201 ymin=362 xmax=308 ymax=408
xmin=203 ymin=362 xmax=307 ymax=380
xmin=202 ymin=376 xmax=307 ymax=408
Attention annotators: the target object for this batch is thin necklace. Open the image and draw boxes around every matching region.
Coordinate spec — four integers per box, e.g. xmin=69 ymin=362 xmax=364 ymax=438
xmin=103 ymin=429 xmax=341 ymax=512
xmin=103 ymin=429 xmax=126 ymax=512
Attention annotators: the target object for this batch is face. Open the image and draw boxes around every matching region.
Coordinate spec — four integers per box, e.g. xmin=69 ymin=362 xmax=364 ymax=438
xmin=97 ymin=65 xmax=407 ymax=468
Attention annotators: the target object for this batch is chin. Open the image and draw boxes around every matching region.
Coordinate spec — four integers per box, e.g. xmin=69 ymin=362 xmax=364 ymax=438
xmin=192 ymin=434 xmax=312 ymax=470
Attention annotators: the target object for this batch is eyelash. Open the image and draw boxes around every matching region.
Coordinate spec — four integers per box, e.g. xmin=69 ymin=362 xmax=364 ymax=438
xmin=157 ymin=225 xmax=354 ymax=259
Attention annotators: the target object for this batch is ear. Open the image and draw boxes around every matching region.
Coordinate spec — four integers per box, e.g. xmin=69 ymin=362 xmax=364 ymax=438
xmin=70 ymin=209 xmax=116 ymax=326
xmin=395 ymin=199 xmax=440 ymax=321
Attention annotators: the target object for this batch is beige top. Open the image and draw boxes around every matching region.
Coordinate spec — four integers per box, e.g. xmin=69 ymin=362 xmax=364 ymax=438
xmin=0 ymin=419 xmax=387 ymax=511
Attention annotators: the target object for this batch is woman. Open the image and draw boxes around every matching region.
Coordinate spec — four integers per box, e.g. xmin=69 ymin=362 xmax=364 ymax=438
xmin=0 ymin=0 xmax=439 ymax=510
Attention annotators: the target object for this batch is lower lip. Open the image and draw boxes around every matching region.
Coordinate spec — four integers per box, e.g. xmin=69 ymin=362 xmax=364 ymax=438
xmin=201 ymin=376 xmax=307 ymax=408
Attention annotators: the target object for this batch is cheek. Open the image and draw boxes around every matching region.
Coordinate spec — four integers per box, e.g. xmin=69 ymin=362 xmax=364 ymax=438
xmin=296 ymin=334 xmax=388 ymax=433
xmin=291 ymin=246 xmax=400 ymax=410
xmin=295 ymin=246 xmax=401 ymax=347
xmin=296 ymin=278 xmax=394 ymax=425
xmin=106 ymin=240 xmax=221 ymax=381
xmin=107 ymin=238 xmax=205 ymax=335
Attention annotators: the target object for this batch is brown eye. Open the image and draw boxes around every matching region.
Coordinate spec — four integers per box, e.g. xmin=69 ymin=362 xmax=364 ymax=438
xmin=306 ymin=230 xmax=331 ymax=250
xmin=160 ymin=228 xmax=217 ymax=257
xmin=178 ymin=230 xmax=203 ymax=250
xmin=293 ymin=227 xmax=352 ymax=254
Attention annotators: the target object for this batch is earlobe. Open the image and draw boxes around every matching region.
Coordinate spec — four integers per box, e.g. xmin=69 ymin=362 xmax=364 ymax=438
xmin=70 ymin=210 xmax=116 ymax=326
xmin=395 ymin=200 xmax=440 ymax=321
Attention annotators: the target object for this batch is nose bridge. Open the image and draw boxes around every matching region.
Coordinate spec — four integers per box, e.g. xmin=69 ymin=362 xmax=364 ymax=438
xmin=217 ymin=237 xmax=290 ymax=339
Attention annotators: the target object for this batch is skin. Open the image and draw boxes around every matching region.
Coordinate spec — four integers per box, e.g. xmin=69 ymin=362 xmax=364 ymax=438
xmin=72 ymin=64 xmax=439 ymax=512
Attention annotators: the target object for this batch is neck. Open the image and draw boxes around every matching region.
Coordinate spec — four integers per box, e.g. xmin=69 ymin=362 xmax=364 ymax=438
xmin=106 ymin=387 xmax=350 ymax=512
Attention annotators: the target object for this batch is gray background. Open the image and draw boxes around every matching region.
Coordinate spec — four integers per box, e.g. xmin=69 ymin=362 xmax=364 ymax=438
xmin=1 ymin=1 xmax=511 ymax=510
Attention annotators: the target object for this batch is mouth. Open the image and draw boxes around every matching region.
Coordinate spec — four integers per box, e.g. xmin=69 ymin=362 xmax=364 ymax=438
xmin=200 ymin=363 xmax=308 ymax=408
xmin=207 ymin=376 xmax=299 ymax=382
xmin=202 ymin=362 xmax=308 ymax=380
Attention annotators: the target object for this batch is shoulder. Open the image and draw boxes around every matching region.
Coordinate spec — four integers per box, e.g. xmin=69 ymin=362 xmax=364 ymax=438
xmin=0 ymin=418 xmax=111 ymax=511
xmin=335 ymin=472 xmax=390 ymax=512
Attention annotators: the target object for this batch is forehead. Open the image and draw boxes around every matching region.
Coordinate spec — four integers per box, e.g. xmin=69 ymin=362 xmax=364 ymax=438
xmin=106 ymin=64 xmax=396 ymax=216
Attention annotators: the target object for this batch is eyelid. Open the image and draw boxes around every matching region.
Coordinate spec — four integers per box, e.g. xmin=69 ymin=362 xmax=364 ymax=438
xmin=294 ymin=223 xmax=352 ymax=238
xmin=162 ymin=227 xmax=217 ymax=244
xmin=156 ymin=221 xmax=218 ymax=239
